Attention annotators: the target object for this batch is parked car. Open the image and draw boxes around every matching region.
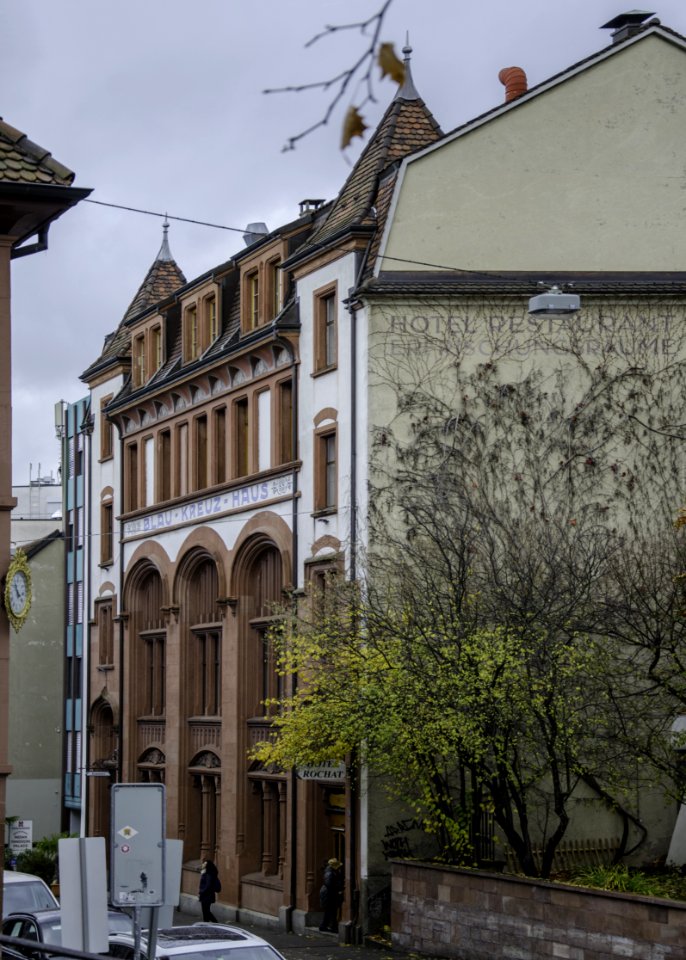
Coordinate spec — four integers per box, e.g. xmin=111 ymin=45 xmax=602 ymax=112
xmin=2 ymin=907 xmax=134 ymax=957
xmin=2 ymin=873 xmax=58 ymax=918
xmin=108 ymin=924 xmax=288 ymax=960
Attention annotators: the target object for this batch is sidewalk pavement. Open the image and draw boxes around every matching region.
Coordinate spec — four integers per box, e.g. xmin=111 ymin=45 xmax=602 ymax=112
xmin=172 ymin=909 xmax=406 ymax=960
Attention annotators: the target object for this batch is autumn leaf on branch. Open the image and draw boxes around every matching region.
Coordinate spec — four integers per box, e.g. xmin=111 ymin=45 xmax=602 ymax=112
xmin=341 ymin=106 xmax=369 ymax=149
xmin=263 ymin=0 xmax=398 ymax=151
xmin=378 ymin=42 xmax=405 ymax=84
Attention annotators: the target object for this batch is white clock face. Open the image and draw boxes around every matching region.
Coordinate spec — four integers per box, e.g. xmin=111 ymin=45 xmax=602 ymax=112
xmin=9 ymin=571 xmax=28 ymax=615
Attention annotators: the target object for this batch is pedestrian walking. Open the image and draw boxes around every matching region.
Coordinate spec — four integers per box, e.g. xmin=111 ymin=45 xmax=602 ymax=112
xmin=318 ymin=858 xmax=344 ymax=932
xmin=198 ymin=859 xmax=221 ymax=922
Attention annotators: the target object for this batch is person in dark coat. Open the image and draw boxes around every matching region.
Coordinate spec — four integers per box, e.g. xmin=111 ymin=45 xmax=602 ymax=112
xmin=198 ymin=859 xmax=221 ymax=922
xmin=319 ymin=858 xmax=344 ymax=932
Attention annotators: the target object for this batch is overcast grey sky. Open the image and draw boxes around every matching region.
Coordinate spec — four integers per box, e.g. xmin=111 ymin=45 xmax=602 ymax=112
xmin=4 ymin=0 xmax=685 ymax=485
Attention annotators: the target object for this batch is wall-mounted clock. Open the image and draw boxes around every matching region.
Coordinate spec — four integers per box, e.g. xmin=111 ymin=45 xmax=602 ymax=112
xmin=4 ymin=549 xmax=32 ymax=632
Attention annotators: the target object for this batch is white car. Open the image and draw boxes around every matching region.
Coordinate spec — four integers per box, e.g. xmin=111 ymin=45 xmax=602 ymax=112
xmin=2 ymin=872 xmax=58 ymax=918
xmin=108 ymin=924 xmax=287 ymax=960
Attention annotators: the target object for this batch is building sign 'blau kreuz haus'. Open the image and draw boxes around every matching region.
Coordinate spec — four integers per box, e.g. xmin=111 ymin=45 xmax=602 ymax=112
xmin=123 ymin=473 xmax=294 ymax=540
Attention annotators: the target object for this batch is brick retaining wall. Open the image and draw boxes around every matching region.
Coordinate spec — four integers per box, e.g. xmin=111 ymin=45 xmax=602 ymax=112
xmin=391 ymin=860 xmax=686 ymax=959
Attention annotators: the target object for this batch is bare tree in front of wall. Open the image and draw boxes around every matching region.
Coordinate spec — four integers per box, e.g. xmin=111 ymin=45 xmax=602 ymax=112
xmin=255 ymin=295 xmax=686 ymax=877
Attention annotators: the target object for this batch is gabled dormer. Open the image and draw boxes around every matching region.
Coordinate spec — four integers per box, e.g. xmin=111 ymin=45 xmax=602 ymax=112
xmin=237 ymin=233 xmax=288 ymax=334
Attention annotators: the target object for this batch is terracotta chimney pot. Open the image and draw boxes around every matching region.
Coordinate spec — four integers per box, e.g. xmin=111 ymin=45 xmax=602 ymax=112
xmin=498 ymin=66 xmax=528 ymax=102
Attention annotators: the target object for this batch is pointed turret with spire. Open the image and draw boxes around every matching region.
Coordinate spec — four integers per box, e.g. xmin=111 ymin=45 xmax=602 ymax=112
xmin=121 ymin=217 xmax=186 ymax=322
xmin=293 ymin=42 xmax=443 ymax=269
xmin=81 ymin=218 xmax=186 ymax=383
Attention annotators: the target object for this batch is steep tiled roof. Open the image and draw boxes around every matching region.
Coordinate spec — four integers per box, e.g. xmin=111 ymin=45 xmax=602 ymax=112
xmin=81 ymin=225 xmax=186 ymax=381
xmin=121 ymin=255 xmax=186 ymax=323
xmin=295 ymin=53 xmax=442 ymax=261
xmin=0 ymin=117 xmax=75 ymax=185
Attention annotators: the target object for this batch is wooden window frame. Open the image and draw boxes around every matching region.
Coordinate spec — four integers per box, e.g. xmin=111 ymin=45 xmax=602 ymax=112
xmin=184 ymin=304 xmax=200 ymax=363
xmin=100 ymin=395 xmax=114 ymax=461
xmin=212 ymin=406 xmax=227 ymax=485
xmin=125 ymin=442 xmax=139 ymax=513
xmin=314 ymin=283 xmax=338 ymax=374
xmin=206 ymin=295 xmax=218 ymax=344
xmin=96 ymin=599 xmax=114 ymax=667
xmin=194 ymin=413 xmax=209 ymax=491
xmin=266 ymin=257 xmax=281 ymax=321
xmin=314 ymin=424 xmax=337 ymax=513
xmin=141 ymin=630 xmax=166 ymax=717
xmin=158 ymin=429 xmax=172 ymax=502
xmin=100 ymin=499 xmax=114 ymax=567
xmin=277 ymin=378 xmax=294 ymax=465
xmin=150 ymin=323 xmax=163 ymax=374
xmin=133 ymin=334 xmax=146 ymax=387
xmin=233 ymin=396 xmax=250 ymax=479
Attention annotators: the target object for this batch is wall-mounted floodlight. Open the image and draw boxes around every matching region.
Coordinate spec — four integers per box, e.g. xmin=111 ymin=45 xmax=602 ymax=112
xmin=528 ymin=284 xmax=580 ymax=316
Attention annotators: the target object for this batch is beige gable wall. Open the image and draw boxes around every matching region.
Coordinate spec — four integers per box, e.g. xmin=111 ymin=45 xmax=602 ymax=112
xmin=380 ymin=35 xmax=686 ymax=273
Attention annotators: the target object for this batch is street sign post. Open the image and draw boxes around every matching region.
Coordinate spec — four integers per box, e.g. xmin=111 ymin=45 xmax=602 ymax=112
xmin=111 ymin=784 xmax=166 ymax=907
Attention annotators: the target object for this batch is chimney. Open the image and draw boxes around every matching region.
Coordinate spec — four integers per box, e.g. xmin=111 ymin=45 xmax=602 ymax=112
xmin=299 ymin=198 xmax=325 ymax=216
xmin=601 ymin=10 xmax=657 ymax=44
xmin=498 ymin=67 xmax=528 ymax=103
xmin=243 ymin=222 xmax=269 ymax=247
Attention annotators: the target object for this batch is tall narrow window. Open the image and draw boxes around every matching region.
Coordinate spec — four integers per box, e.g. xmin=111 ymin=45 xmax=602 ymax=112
xmin=234 ymin=398 xmax=249 ymax=478
xmin=127 ymin=443 xmax=139 ymax=511
xmin=101 ymin=501 xmax=113 ymax=566
xmin=144 ymin=634 xmax=166 ymax=716
xmin=151 ymin=325 xmax=163 ymax=373
xmin=144 ymin=437 xmax=154 ymax=506
xmin=195 ymin=629 xmax=221 ymax=716
xmin=324 ymin=434 xmax=336 ymax=508
xmin=278 ymin=380 xmax=293 ymax=464
xmin=159 ymin=430 xmax=171 ymax=501
xmin=97 ymin=601 xmax=114 ymax=666
xmin=315 ymin=428 xmax=337 ymax=512
xmin=195 ymin=415 xmax=208 ymax=490
xmin=185 ymin=305 xmax=199 ymax=361
xmin=268 ymin=259 xmax=281 ymax=319
xmin=315 ymin=287 xmax=337 ymax=372
xmin=257 ymin=390 xmax=271 ymax=473
xmin=100 ymin=396 xmax=113 ymax=460
xmin=207 ymin=296 xmax=218 ymax=343
xmin=133 ymin=334 xmax=146 ymax=386
xmin=176 ymin=423 xmax=189 ymax=497
xmin=213 ymin=408 xmax=227 ymax=484
xmin=248 ymin=272 xmax=259 ymax=329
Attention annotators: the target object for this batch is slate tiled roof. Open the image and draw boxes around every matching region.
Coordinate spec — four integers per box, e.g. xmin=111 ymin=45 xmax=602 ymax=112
xmin=0 ymin=117 xmax=75 ymax=185
xmin=294 ymin=59 xmax=442 ymax=263
xmin=121 ymin=256 xmax=187 ymax=323
xmin=81 ymin=230 xmax=186 ymax=381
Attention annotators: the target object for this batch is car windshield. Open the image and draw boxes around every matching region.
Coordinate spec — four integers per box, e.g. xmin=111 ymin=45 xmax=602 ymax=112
xmin=159 ymin=948 xmax=282 ymax=960
xmin=3 ymin=883 xmax=57 ymax=916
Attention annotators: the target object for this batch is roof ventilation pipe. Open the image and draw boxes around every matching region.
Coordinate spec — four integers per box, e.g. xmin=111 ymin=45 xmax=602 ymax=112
xmin=243 ymin=222 xmax=269 ymax=246
xmin=498 ymin=66 xmax=528 ymax=102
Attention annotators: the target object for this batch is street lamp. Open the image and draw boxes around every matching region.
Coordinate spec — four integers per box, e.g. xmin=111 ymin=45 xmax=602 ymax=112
xmin=528 ymin=284 xmax=580 ymax=316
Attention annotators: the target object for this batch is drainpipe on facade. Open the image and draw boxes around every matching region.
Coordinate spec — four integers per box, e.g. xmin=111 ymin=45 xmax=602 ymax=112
xmin=345 ymin=244 xmax=370 ymax=938
xmin=117 ymin=423 xmax=125 ymax=786
xmin=81 ymin=412 xmax=93 ymax=835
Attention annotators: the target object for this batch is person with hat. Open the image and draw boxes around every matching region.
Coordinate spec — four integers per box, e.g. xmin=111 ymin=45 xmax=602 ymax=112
xmin=319 ymin=857 xmax=344 ymax=932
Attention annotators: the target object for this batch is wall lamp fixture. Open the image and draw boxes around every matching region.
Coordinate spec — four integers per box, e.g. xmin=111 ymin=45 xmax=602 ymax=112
xmin=528 ymin=284 xmax=581 ymax=316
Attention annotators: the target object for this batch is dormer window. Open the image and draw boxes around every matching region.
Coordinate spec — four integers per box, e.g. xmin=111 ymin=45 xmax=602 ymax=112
xmin=241 ymin=241 xmax=287 ymax=333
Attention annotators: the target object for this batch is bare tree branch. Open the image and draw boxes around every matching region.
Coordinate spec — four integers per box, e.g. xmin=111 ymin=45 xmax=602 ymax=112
xmin=263 ymin=0 xmax=395 ymax=151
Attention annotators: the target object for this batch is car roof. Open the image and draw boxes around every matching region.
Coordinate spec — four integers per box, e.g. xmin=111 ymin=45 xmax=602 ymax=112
xmin=3 ymin=872 xmax=52 ymax=885
xmin=110 ymin=925 xmax=272 ymax=952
